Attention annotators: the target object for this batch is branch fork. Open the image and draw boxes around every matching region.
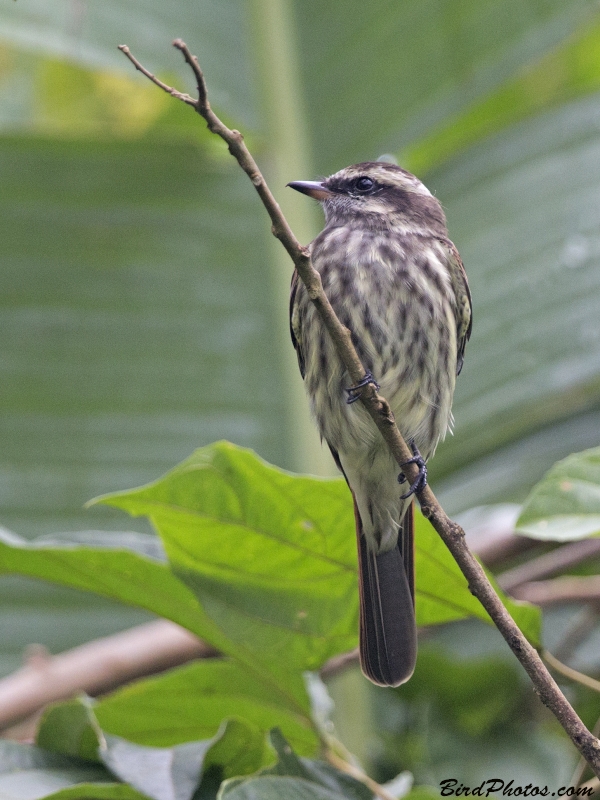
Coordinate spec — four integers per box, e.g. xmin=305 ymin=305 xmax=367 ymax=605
xmin=119 ymin=39 xmax=600 ymax=777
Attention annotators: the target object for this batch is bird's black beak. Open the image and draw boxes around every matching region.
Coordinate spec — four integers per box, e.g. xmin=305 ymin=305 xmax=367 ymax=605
xmin=287 ymin=180 xmax=333 ymax=201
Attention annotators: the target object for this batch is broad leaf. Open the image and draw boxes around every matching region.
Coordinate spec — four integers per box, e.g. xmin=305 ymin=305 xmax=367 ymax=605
xmin=414 ymin=512 xmax=540 ymax=645
xmin=37 ymin=697 xmax=102 ymax=763
xmin=0 ymin=525 xmax=315 ymax=730
xmin=0 ymin=528 xmax=215 ymax=642
xmin=93 ymin=441 xmax=360 ymax=674
xmin=404 ymin=17 xmax=600 ymax=174
xmin=0 ymin=0 xmax=256 ymax=128
xmin=42 ymin=787 xmax=148 ymax=800
xmin=517 ymin=447 xmax=600 ymax=541
xmin=96 ymin=442 xmax=540 ymax=646
xmin=94 ymin=660 xmax=318 ymax=757
xmin=36 ymin=697 xmax=272 ymax=800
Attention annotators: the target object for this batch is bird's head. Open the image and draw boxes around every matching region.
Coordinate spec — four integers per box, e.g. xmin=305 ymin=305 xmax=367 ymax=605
xmin=288 ymin=162 xmax=446 ymax=235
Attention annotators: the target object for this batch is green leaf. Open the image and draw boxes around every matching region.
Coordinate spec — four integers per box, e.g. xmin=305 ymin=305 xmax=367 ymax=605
xmin=99 ymin=717 xmax=267 ymax=800
xmin=93 ymin=441 xmax=359 ymax=674
xmin=517 ymin=447 xmax=600 ymax=540
xmin=33 ymin=701 xmax=272 ymax=800
xmin=0 ymin=528 xmax=216 ymax=643
xmin=403 ymin=790 xmax=443 ymax=800
xmin=94 ymin=658 xmax=318 ymax=757
xmin=37 ymin=697 xmax=102 ymax=763
xmin=404 ymin=16 xmax=600 ymax=174
xmin=96 ymin=441 xmax=540 ymax=647
xmin=201 ymin=719 xmax=271 ymax=781
xmin=42 ymin=787 xmax=149 ymax=800
xmin=414 ymin=513 xmax=541 ymax=645
xmin=34 ymin=701 xmax=273 ymax=800
xmin=219 ymin=729 xmax=372 ymax=800
xmin=0 ymin=0 xmax=257 ymax=128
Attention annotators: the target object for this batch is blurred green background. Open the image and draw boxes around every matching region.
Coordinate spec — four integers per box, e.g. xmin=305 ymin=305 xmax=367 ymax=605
xmin=2 ymin=0 xmax=600 ymax=789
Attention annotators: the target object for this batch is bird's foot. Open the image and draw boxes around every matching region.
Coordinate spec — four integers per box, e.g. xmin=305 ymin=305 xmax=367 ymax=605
xmin=346 ymin=371 xmax=380 ymax=404
xmin=398 ymin=442 xmax=428 ymax=499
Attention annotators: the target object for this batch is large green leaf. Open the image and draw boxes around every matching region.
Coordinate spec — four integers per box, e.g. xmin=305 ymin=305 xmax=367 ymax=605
xmin=517 ymin=447 xmax=600 ymax=540
xmin=404 ymin=16 xmax=600 ymax=174
xmin=0 ymin=528 xmax=212 ymax=640
xmin=94 ymin=660 xmax=318 ymax=756
xmin=0 ymin=525 xmax=316 ymax=728
xmin=414 ymin=511 xmax=540 ymax=644
xmin=95 ymin=441 xmax=540 ymax=645
xmin=0 ymin=135 xmax=285 ymax=539
xmin=0 ymin=699 xmax=274 ymax=800
xmin=93 ymin=442 xmax=359 ymax=674
xmin=39 ymin=697 xmax=276 ymax=798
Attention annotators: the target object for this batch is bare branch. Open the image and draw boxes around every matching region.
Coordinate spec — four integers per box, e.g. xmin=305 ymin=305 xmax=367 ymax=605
xmin=499 ymin=539 xmax=600 ymax=592
xmin=544 ymin=649 xmax=600 ymax=695
xmin=511 ymin=576 xmax=600 ymax=606
xmin=117 ymin=45 xmax=196 ymax=105
xmin=118 ymin=41 xmax=600 ymax=776
xmin=0 ymin=621 xmax=359 ymax=735
xmin=0 ymin=620 xmax=216 ymax=733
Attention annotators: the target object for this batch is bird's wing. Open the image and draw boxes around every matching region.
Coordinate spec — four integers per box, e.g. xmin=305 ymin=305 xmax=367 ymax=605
xmin=289 ymin=268 xmax=306 ymax=378
xmin=438 ymin=238 xmax=472 ymax=375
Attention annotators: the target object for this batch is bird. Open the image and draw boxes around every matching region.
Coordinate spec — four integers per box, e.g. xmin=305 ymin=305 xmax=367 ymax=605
xmin=287 ymin=162 xmax=472 ymax=687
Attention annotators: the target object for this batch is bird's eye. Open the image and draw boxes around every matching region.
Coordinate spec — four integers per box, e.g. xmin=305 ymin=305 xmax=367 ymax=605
xmin=355 ymin=177 xmax=374 ymax=192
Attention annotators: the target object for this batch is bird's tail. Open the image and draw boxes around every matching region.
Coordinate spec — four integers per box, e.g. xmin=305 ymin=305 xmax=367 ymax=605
xmin=354 ymin=499 xmax=417 ymax=687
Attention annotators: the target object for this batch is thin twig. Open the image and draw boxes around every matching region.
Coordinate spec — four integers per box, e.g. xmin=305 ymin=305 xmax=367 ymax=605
xmin=499 ymin=539 xmax=600 ymax=592
xmin=118 ymin=40 xmax=600 ymax=777
xmin=325 ymin=749 xmax=399 ymax=800
xmin=511 ymin=576 xmax=600 ymax=606
xmin=117 ymin=45 xmax=196 ymax=105
xmin=543 ymin=650 xmax=600 ymax=695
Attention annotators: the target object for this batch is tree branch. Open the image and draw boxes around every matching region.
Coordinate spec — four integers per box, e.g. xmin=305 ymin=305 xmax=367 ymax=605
xmin=499 ymin=539 xmax=600 ymax=592
xmin=0 ymin=620 xmax=216 ymax=735
xmin=118 ymin=40 xmax=600 ymax=776
xmin=511 ymin=576 xmax=600 ymax=606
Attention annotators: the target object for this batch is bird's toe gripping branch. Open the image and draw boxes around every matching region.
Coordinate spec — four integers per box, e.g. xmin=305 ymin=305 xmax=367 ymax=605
xmin=398 ymin=441 xmax=428 ymax=499
xmin=346 ymin=371 xmax=380 ymax=404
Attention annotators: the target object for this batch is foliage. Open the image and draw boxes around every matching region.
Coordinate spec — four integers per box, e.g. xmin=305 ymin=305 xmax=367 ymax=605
xmin=0 ymin=442 xmax=541 ymax=796
xmin=369 ymin=642 xmax=574 ymax=787
xmin=0 ymin=697 xmax=373 ymax=800
xmin=517 ymin=446 xmax=600 ymax=540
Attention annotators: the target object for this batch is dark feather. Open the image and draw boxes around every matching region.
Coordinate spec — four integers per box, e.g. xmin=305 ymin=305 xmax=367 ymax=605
xmin=289 ymin=269 xmax=305 ymax=378
xmin=436 ymin=237 xmax=472 ymax=376
xmin=331 ymin=442 xmax=417 ymax=687
xmin=355 ymin=499 xmax=417 ymax=687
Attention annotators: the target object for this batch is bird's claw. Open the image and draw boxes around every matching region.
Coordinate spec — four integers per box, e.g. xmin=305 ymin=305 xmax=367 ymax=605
xmin=346 ymin=371 xmax=380 ymax=404
xmin=398 ymin=442 xmax=428 ymax=499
